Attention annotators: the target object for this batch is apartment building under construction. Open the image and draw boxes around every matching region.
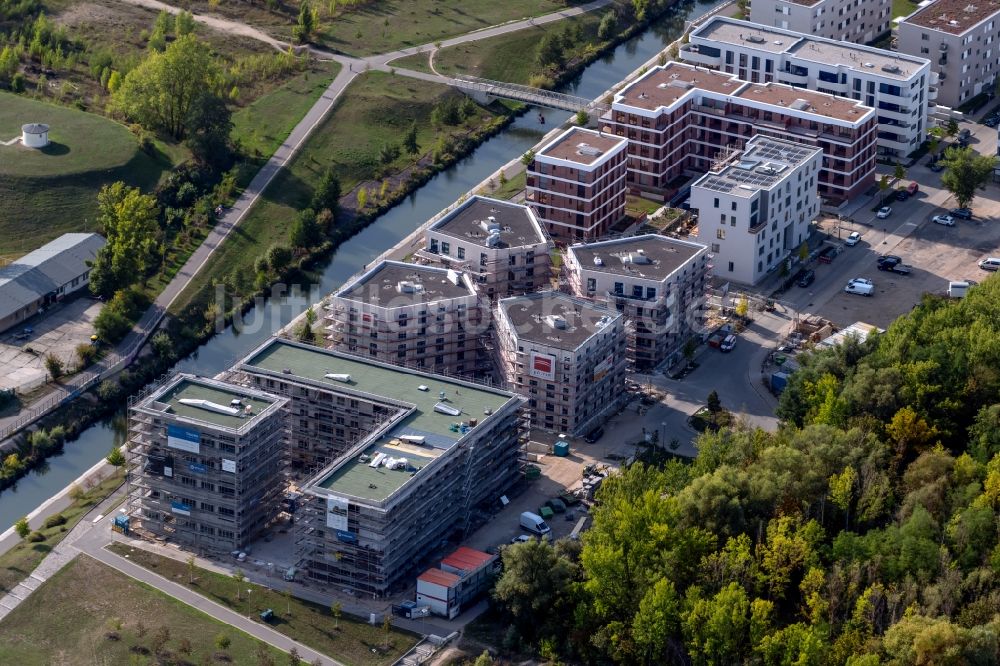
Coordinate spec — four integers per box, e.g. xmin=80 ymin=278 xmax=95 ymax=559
xmin=125 ymin=375 xmax=288 ymax=555
xmin=234 ymin=338 xmax=528 ymax=597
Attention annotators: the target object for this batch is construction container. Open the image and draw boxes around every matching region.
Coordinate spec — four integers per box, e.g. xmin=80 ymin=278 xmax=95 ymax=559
xmin=539 ymin=506 xmax=555 ymax=520
xmin=547 ymin=498 xmax=567 ymax=513
xmin=524 ymin=465 xmax=541 ymax=480
xmin=553 ymin=441 xmax=570 ymax=457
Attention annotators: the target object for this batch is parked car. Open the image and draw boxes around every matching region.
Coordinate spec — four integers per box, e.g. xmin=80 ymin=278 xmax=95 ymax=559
xmin=720 ymin=334 xmax=737 ymax=352
xmin=510 ymin=534 xmax=533 ymax=544
xmin=896 ymin=189 xmax=910 ymax=202
xmin=844 ymin=278 xmax=874 ymax=296
xmin=930 ymin=162 xmax=945 ymax=172
xmin=951 ymin=208 xmax=973 ymax=219
xmin=979 ymin=257 xmax=1000 ymax=271
xmin=818 ymin=246 xmax=838 ymax=264
xmin=932 ymin=214 xmax=956 ymax=226
xmin=797 ymin=269 xmax=816 ymax=287
xmin=907 ymin=181 xmax=919 ymax=195
xmin=876 ymin=206 xmax=892 ymax=219
xmin=845 ymin=231 xmax=862 ymax=246
xmin=584 ymin=426 xmax=604 ymax=443
xmin=877 ymin=255 xmax=902 ymax=271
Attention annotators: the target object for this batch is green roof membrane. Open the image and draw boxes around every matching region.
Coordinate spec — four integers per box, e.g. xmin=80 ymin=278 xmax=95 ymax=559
xmin=244 ymin=340 xmax=511 ymax=439
xmin=157 ymin=379 xmax=275 ymax=430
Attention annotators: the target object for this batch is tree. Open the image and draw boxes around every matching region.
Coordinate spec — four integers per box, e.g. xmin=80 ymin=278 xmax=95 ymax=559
xmin=893 ymin=161 xmax=906 ymax=182
xmin=798 ymin=241 xmax=809 ymax=262
xmin=113 ymin=34 xmax=220 ymax=138
xmin=357 ymin=188 xmax=368 ymax=210
xmin=312 ymin=168 xmax=341 ymax=214
xmin=294 ymin=1 xmax=315 ymax=43
xmin=89 ymin=182 xmax=160 ymax=297
xmin=735 ymin=294 xmax=749 ymax=319
xmin=331 ymin=601 xmax=342 ymax=629
xmin=266 ymin=245 xmax=293 ymax=273
xmin=520 ymin=149 xmax=535 ymax=167
xmin=575 ymin=109 xmax=590 ymax=126
xmin=536 ymin=34 xmax=564 ymax=68
xmin=150 ymin=331 xmax=176 ymax=361
xmin=14 ymin=516 xmax=29 ymax=540
xmin=682 ymin=583 xmax=752 ymax=664
xmin=632 ymin=578 xmax=681 ymax=662
xmin=298 ymin=307 xmax=317 ymax=343
xmin=494 ymin=539 xmax=578 ymax=641
xmin=44 ymin=353 xmax=63 ymax=380
xmin=233 ymin=569 xmax=245 ymax=601
xmin=215 ymin=633 xmax=231 ymax=651
xmin=175 ymin=10 xmax=195 ymax=36
xmin=185 ymin=91 xmax=233 ymax=169
xmin=106 ymin=446 xmax=126 ymax=468
xmin=288 ymin=646 xmax=301 ymax=666
xmin=382 ymin=613 xmax=392 ymax=649
xmin=707 ymin=390 xmax=722 ymax=414
xmin=187 ymin=554 xmax=197 ymax=583
xmin=829 ymin=466 xmax=857 ymax=529
xmin=290 ymin=209 xmax=322 ymax=249
xmin=402 ymin=121 xmax=419 ymax=155
xmin=939 ymin=145 xmax=997 ymax=210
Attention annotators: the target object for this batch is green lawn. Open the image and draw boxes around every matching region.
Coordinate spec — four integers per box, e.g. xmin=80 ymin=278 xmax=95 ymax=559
xmin=892 ymin=0 xmax=920 ymax=17
xmin=414 ymin=10 xmax=604 ymax=84
xmin=0 ymin=468 xmax=125 ymax=595
xmin=480 ymin=168 xmax=526 ymax=200
xmin=0 ymin=555 xmax=286 ymax=666
xmin=232 ymin=60 xmax=341 ymax=161
xmin=169 ymin=71 xmax=504 ymax=316
xmin=107 ymin=543 xmax=418 ymax=666
xmin=0 ymin=93 xmax=178 ymax=260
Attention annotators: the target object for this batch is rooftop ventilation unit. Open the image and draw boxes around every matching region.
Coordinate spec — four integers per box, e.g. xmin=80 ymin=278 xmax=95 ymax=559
xmin=593 ymin=256 xmax=604 ymax=266
xmin=178 ymin=399 xmax=241 ymax=416
xmin=417 ymin=384 xmax=429 ymax=392
xmin=486 ymin=231 xmax=501 ymax=247
xmin=397 ymin=281 xmax=424 ymax=294
xmin=881 ymin=64 xmax=902 ymax=74
xmin=668 ymin=79 xmax=693 ymax=90
xmin=744 ymin=34 xmax=766 ymax=43
xmin=576 ymin=143 xmax=603 ymax=156
xmin=324 ymin=373 xmax=352 ymax=382
xmin=446 ymin=269 xmax=461 ymax=285
xmin=434 ymin=402 xmax=462 ymax=416
xmin=400 ymin=435 xmax=426 ymax=445
xmin=626 ymin=251 xmax=652 ymax=265
xmin=863 ymin=62 xmax=875 ymax=68
xmin=789 ymin=99 xmax=811 ymax=111
xmin=480 ymin=219 xmax=501 ymax=234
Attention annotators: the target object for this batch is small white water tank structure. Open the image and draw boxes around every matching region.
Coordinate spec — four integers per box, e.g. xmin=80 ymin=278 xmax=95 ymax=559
xmin=21 ymin=123 xmax=50 ymax=148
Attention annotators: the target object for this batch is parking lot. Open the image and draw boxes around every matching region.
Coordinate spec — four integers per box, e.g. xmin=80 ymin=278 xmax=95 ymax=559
xmin=0 ymin=296 xmax=103 ymax=393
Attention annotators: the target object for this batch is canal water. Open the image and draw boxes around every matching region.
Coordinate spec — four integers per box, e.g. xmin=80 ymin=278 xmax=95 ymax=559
xmin=0 ymin=0 xmax=723 ymax=528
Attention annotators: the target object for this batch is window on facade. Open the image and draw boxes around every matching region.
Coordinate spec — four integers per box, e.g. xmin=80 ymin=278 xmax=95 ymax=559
xmin=457 ymin=247 xmax=465 ymax=259
xmin=614 ymin=282 xmax=624 ymax=294
xmin=717 ymin=229 xmax=725 ymax=240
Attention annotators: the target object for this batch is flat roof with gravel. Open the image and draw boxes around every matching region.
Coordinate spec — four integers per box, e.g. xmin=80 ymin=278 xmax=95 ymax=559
xmin=498 ymin=291 xmax=619 ymax=352
xmin=431 ymin=196 xmax=546 ymax=249
xmin=334 ymin=261 xmax=475 ymax=307
xmin=902 ymin=0 xmax=1000 ymax=35
xmin=569 ymin=234 xmax=706 ymax=281
xmin=536 ymin=127 xmax=626 ymax=166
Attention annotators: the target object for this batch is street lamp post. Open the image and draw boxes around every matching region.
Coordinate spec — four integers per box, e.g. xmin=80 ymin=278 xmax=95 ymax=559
xmin=247 ymin=589 xmax=253 ymax=619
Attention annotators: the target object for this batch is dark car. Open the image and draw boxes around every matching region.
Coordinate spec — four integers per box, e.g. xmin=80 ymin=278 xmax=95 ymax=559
xmin=584 ymin=427 xmax=604 ymax=444
xmin=951 ymin=207 xmax=973 ymax=219
xmin=896 ymin=189 xmax=910 ymax=202
xmin=930 ymin=162 xmax=945 ymax=172
xmin=797 ymin=269 xmax=816 ymax=287
xmin=877 ymin=255 xmax=902 ymax=271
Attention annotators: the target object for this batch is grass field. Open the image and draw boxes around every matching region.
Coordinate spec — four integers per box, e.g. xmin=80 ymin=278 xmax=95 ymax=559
xmin=170 ymin=71 xmax=504 ymax=316
xmin=0 ymin=93 xmax=178 ymax=259
xmin=0 ymin=94 xmax=139 ymax=178
xmin=479 ymin=168 xmax=526 ymax=200
xmin=0 ymin=555 xmax=286 ymax=666
xmin=402 ymin=10 xmax=604 ymax=84
xmin=167 ymin=0 xmax=576 ymax=56
xmin=892 ymin=0 xmax=920 ymax=17
xmin=232 ymin=61 xmax=342 ymax=160
xmin=107 ymin=543 xmax=418 ymax=666
xmin=0 ymin=468 xmax=124 ymax=595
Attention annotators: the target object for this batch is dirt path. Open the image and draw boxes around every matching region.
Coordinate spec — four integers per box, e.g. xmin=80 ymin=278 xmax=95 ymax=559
xmin=116 ymin=0 xmax=290 ymax=51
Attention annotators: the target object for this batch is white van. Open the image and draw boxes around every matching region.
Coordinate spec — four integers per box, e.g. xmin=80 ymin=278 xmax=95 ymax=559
xmin=979 ymin=257 xmax=1000 ymax=271
xmin=948 ymin=281 xmax=970 ymax=298
xmin=844 ymin=278 xmax=874 ymax=297
xmin=520 ymin=511 xmax=551 ymax=536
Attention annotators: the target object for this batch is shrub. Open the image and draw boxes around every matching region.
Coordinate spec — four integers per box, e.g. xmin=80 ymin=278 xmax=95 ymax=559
xmin=76 ymin=343 xmax=98 ymax=368
xmin=27 ymin=531 xmax=45 ymax=542
xmin=43 ymin=513 xmax=66 ymax=529
xmin=44 ymin=353 xmax=64 ymax=379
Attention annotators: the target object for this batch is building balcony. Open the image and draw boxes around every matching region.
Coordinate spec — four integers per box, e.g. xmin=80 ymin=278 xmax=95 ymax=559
xmin=679 ymin=44 xmax=720 ymax=68
xmin=876 ymin=106 xmax=913 ymax=123
xmin=777 ymin=70 xmax=809 ymax=86
xmin=928 ymin=86 xmax=938 ymax=101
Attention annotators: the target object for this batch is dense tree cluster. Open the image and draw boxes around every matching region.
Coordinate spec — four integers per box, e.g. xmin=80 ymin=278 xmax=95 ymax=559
xmin=493 ymin=278 xmax=1000 ymax=664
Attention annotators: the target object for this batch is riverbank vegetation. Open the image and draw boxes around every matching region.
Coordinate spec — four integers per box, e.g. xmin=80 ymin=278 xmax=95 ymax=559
xmin=0 ymin=555 xmax=287 ymax=665
xmin=107 ymin=542 xmax=418 ymax=665
xmin=168 ymin=70 xmax=510 ymax=319
xmin=485 ymin=278 xmax=1000 ymax=664
xmin=0 ymin=467 xmax=123 ymax=593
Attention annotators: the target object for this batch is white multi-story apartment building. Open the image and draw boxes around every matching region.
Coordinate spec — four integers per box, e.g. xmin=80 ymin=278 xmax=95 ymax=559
xmin=604 ymin=61 xmax=877 ymax=205
xmin=564 ymin=235 xmax=709 ymax=371
xmin=750 ymin=0 xmax=892 ymax=44
xmin=690 ymin=135 xmax=822 ymax=285
xmin=493 ymin=291 xmax=626 ymax=436
xmin=684 ymin=17 xmax=931 ymax=157
xmin=325 ymin=261 xmax=485 ymax=377
xmin=526 ymin=127 xmax=629 ymax=241
xmin=896 ymin=0 xmax=1000 ymax=109
xmin=424 ymin=196 xmax=552 ymax=299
